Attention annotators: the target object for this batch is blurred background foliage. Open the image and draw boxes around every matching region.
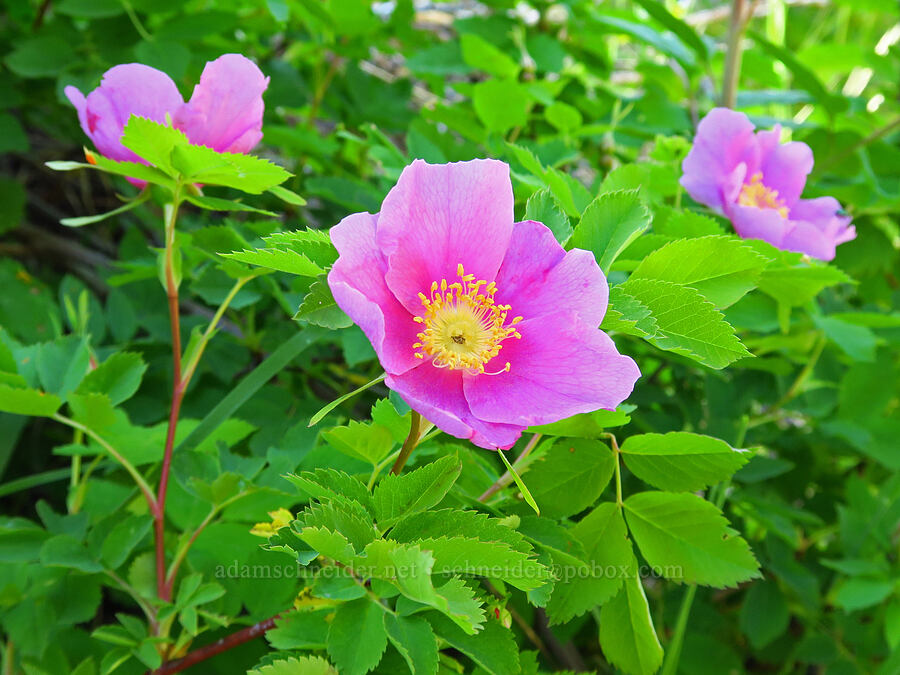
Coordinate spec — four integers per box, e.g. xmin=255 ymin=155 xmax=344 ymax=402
xmin=1 ymin=0 xmax=899 ymax=673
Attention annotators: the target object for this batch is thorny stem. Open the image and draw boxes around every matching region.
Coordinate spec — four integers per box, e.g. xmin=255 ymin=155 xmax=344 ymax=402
xmin=721 ymin=0 xmax=749 ymax=108
xmin=150 ymin=615 xmax=280 ymax=675
xmin=156 ymin=183 xmax=184 ymax=602
xmin=478 ymin=433 xmax=542 ymax=502
xmin=53 ymin=414 xmax=157 ymax=512
xmin=391 ymin=411 xmax=424 ymax=475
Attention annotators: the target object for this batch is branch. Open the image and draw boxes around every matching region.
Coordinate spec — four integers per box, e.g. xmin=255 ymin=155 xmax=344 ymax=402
xmin=150 ymin=615 xmax=279 ymax=675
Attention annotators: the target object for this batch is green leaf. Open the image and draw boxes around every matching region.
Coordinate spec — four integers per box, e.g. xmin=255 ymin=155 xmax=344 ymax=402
xmin=429 ymin=613 xmax=520 ymax=675
xmin=568 ymin=190 xmax=651 ymax=274
xmin=601 ymin=287 xmax=659 ymax=338
xmin=285 ymin=468 xmax=373 ymax=510
xmin=384 ymin=614 xmax=439 ymax=675
xmin=527 ymin=439 xmax=615 ymax=518
xmin=739 ymin=579 xmax=789 ymax=649
xmin=374 ymin=454 xmax=462 ymax=528
xmin=326 ymin=598 xmax=388 ymax=675
xmin=631 ymin=0 xmax=709 ymax=62
xmin=461 ymin=33 xmax=519 ymax=78
xmin=47 ymin=154 xmax=174 ymax=188
xmin=598 ymin=562 xmax=664 ymax=675
xmin=546 ymin=502 xmax=633 ymax=623
xmin=268 ymin=184 xmax=307 ymax=205
xmin=620 ymin=278 xmax=750 ymax=369
xmin=757 ymin=260 xmax=850 ymax=307
xmin=497 ymin=449 xmax=539 ymax=515
xmin=184 ymin=194 xmax=277 ymax=217
xmin=624 ymin=491 xmax=760 ymax=587
xmin=323 ymin=420 xmax=395 ymax=465
xmin=308 ymin=373 xmax=387 ymax=427
xmin=298 ymin=526 xmax=356 ymax=565
xmin=249 ymin=655 xmax=337 ymax=675
xmin=68 ymin=392 xmax=116 ymax=431
xmin=266 ymin=610 xmax=331 ymax=650
xmin=524 ymin=188 xmax=571 ymax=244
xmin=101 ymin=515 xmax=153 ymax=569
xmin=390 ymin=509 xmax=532 ymax=554
xmin=119 ymin=116 xmax=186 ymax=175
xmin=472 ymin=80 xmax=531 ymax=134
xmin=299 ymin=499 xmax=376 ymax=552
xmin=815 ymin=316 xmax=877 ymax=362
xmin=0 ymin=384 xmax=62 ymax=417
xmin=60 ymin=193 xmax=152 ymax=227
xmin=748 ymin=31 xmax=845 ymax=114
xmin=295 ymin=277 xmax=353 ymax=329
xmin=221 ymin=248 xmax=323 ymax=277
xmin=77 ymin=352 xmax=147 ymax=406
xmin=630 ymin=235 xmax=771 ymax=308
xmin=40 ymin=534 xmax=102 ymax=573
xmin=833 ymin=577 xmax=894 ymax=612
xmin=528 ymin=408 xmax=632 ymax=437
xmin=411 ymin=536 xmax=549 ymax=591
xmin=37 ymin=335 xmax=90 ymax=397
xmin=175 ymin=328 xmax=323 ymax=453
xmin=620 ymin=432 xmax=749 ymax=492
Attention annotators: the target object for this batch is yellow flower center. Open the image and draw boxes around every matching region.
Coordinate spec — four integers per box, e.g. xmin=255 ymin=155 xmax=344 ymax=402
xmin=413 ymin=264 xmax=522 ymax=375
xmin=738 ymin=172 xmax=789 ymax=218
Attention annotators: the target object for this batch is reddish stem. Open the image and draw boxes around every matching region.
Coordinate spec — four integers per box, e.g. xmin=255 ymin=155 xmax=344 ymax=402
xmin=155 ymin=197 xmax=184 ymax=603
xmin=150 ymin=616 xmax=279 ymax=675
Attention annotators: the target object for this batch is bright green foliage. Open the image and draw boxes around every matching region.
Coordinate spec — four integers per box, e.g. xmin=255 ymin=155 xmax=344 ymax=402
xmin=546 ymin=503 xmax=633 ymax=623
xmin=621 ymin=278 xmax=751 ymax=368
xmin=568 ymin=190 xmax=651 ymax=273
xmin=629 ymin=235 xmax=771 ymax=308
xmin=526 ymin=438 xmax=615 ymax=518
xmin=373 ymin=455 xmax=461 ymax=527
xmin=620 ymin=432 xmax=749 ymax=492
xmin=599 ymin=560 xmax=664 ymax=675
xmin=4 ymin=0 xmax=899 ymax=673
xmin=624 ymin=492 xmax=760 ymax=587
xmin=327 ymin=598 xmax=388 ymax=675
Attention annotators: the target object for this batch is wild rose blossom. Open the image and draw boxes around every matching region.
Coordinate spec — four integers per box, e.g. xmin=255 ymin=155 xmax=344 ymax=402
xmin=681 ymin=107 xmax=856 ymax=261
xmin=328 ymin=159 xmax=641 ymax=450
xmin=64 ymin=54 xmax=268 ymax=182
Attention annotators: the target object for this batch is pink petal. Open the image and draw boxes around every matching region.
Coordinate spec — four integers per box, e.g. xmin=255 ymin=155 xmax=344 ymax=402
xmin=174 ymin=54 xmax=268 ymax=154
xmin=65 ymin=64 xmax=183 ymax=164
xmin=681 ymin=108 xmax=759 ymax=212
xmin=783 ymin=197 xmax=856 ymax=260
xmin=493 ymin=220 xmax=609 ymax=327
xmin=386 ymin=365 xmax=524 ymax=449
xmin=729 ymin=203 xmax=789 ymax=248
xmin=376 ymin=159 xmax=515 ymax=314
xmin=463 ymin=312 xmax=641 ymax=427
xmin=758 ymin=131 xmax=814 ymax=208
xmin=328 ymin=212 xmax=421 ymax=376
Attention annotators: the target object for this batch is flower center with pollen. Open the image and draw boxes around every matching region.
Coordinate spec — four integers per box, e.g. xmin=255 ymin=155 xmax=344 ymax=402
xmin=738 ymin=172 xmax=789 ymax=217
xmin=413 ymin=264 xmax=522 ymax=375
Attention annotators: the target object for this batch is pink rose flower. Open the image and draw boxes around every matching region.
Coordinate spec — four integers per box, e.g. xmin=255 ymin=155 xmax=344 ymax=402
xmin=680 ymin=107 xmax=856 ymax=261
xmin=64 ymin=54 xmax=268 ymax=184
xmin=328 ymin=159 xmax=641 ymax=450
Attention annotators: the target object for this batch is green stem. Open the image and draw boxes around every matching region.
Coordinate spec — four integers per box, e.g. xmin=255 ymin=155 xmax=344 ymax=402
xmin=53 ymin=414 xmax=157 ymax=511
xmin=368 ymin=450 xmax=402 ymax=490
xmin=721 ymin=0 xmax=749 ymax=108
xmin=661 ymin=585 xmax=698 ymax=675
xmin=391 ymin=411 xmax=423 ymax=475
xmin=164 ymin=492 xmax=249 ymax=594
xmin=105 ymin=570 xmax=157 ymax=628
xmin=180 ymin=275 xmax=255 ymax=387
xmin=602 ymin=433 xmax=623 ymax=507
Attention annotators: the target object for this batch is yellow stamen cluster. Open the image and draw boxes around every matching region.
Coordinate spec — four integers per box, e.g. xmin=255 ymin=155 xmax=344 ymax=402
xmin=413 ymin=264 xmax=522 ymax=375
xmin=738 ymin=171 xmax=789 ymax=218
